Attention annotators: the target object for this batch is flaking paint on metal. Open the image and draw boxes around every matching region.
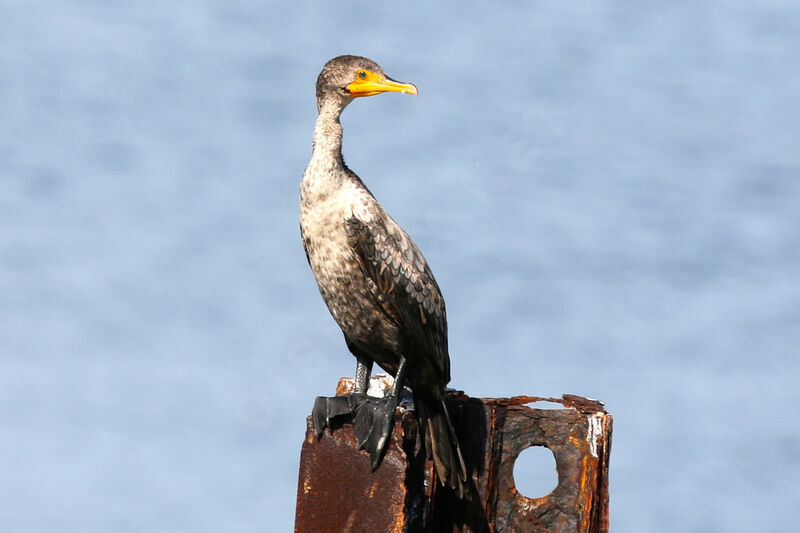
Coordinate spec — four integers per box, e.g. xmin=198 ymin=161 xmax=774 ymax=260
xmin=587 ymin=414 xmax=603 ymax=458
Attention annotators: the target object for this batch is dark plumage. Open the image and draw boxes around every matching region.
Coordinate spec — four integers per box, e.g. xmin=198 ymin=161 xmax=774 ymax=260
xmin=300 ymin=55 xmax=467 ymax=497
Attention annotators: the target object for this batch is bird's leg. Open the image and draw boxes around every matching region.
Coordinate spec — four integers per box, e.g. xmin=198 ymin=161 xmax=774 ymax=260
xmin=312 ymin=357 xmax=373 ymax=438
xmin=354 ymin=357 xmax=408 ymax=471
xmin=353 ymin=357 xmax=373 ymax=396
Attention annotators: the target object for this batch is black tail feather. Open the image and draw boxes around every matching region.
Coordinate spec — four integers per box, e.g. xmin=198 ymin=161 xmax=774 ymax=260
xmin=417 ymin=396 xmax=468 ymax=499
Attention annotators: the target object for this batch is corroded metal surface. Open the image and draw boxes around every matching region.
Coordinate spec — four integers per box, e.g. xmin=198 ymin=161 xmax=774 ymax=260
xmin=295 ymin=414 xmax=411 ymax=533
xmin=488 ymin=402 xmax=611 ymax=532
xmin=295 ymin=377 xmax=612 ymax=533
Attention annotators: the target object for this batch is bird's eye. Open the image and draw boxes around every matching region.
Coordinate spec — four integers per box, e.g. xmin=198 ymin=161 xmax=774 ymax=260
xmin=358 ymin=70 xmax=367 ymax=79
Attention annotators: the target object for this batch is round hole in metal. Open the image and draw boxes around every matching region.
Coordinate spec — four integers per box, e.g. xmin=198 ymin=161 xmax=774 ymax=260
xmin=512 ymin=445 xmax=558 ymax=499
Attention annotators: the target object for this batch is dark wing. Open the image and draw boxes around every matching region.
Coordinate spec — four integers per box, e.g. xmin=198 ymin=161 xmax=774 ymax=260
xmin=345 ymin=213 xmax=450 ymax=383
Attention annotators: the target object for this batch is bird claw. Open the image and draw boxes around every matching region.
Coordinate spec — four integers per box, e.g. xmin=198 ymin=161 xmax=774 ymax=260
xmin=353 ymin=396 xmax=397 ymax=471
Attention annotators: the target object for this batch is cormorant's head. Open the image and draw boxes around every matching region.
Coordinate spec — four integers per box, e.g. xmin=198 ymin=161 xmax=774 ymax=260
xmin=315 ymin=55 xmax=417 ymax=112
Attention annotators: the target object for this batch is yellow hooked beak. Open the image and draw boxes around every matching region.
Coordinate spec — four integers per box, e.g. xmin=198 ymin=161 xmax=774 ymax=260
xmin=346 ymin=69 xmax=418 ymax=98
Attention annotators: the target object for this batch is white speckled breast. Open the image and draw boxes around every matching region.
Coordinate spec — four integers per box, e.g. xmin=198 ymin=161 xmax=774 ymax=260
xmin=300 ymin=160 xmax=381 ymax=337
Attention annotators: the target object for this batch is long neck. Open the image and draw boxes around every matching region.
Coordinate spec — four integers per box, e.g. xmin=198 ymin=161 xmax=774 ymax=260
xmin=302 ymin=100 xmax=348 ymax=201
xmin=311 ymin=100 xmax=344 ymax=166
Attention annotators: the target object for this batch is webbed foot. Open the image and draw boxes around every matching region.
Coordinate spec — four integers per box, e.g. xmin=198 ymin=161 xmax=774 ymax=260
xmin=312 ymin=394 xmax=360 ymax=438
xmin=353 ymin=395 xmax=399 ymax=471
xmin=311 ymin=357 xmax=408 ymax=472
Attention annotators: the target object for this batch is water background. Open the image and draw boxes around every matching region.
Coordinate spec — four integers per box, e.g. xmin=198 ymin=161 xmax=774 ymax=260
xmin=2 ymin=2 xmax=799 ymax=531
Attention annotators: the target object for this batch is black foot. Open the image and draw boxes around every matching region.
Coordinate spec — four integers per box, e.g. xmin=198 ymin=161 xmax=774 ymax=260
xmin=353 ymin=395 xmax=398 ymax=471
xmin=312 ymin=394 xmax=361 ymax=438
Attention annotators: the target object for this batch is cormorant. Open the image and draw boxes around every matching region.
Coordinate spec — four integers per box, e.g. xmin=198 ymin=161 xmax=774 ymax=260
xmin=300 ymin=55 xmax=467 ymax=498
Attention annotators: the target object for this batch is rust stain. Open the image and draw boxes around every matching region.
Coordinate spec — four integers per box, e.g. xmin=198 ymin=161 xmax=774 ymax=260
xmin=580 ymin=453 xmax=589 ymax=494
xmin=388 ymin=485 xmax=405 ymax=533
xmin=580 ymin=483 xmax=594 ymax=531
xmin=343 ymin=510 xmax=356 ymax=532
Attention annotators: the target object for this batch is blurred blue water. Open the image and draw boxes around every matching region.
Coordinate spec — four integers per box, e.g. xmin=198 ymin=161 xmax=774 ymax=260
xmin=1 ymin=2 xmax=798 ymax=531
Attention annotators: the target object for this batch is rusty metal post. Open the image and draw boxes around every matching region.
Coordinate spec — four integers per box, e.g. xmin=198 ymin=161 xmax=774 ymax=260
xmin=295 ymin=376 xmax=612 ymax=533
